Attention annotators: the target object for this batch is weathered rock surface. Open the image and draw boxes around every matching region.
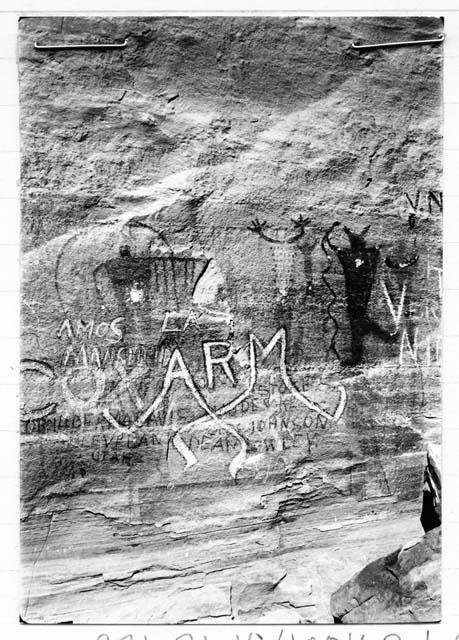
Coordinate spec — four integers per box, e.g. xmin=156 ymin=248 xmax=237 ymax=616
xmin=330 ymin=526 xmax=441 ymax=623
xmin=421 ymin=443 xmax=441 ymax=532
xmin=19 ymin=16 xmax=442 ymax=623
xmin=330 ymin=447 xmax=441 ymax=623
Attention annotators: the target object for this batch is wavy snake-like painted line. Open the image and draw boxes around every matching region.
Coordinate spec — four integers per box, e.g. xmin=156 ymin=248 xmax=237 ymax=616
xmin=321 ymin=222 xmax=341 ymax=361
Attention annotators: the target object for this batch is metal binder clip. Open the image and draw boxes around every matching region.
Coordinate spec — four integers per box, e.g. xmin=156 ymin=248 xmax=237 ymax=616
xmin=34 ymin=39 xmax=128 ymax=51
xmin=351 ymin=33 xmax=444 ymax=51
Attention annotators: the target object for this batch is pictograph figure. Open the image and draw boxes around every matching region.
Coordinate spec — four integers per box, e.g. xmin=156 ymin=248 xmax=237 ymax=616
xmin=247 ymin=215 xmax=312 ymax=362
xmin=94 ymin=243 xmax=155 ymax=341
xmin=325 ymin=224 xmax=397 ymax=365
xmin=93 ymin=225 xmax=210 ymax=345
xmin=97 ymin=244 xmax=152 ymax=304
xmin=247 ymin=215 xmax=310 ymax=296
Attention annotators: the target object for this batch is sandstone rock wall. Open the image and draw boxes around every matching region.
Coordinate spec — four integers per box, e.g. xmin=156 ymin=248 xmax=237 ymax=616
xmin=331 ymin=526 xmax=441 ymax=623
xmin=19 ymin=16 xmax=442 ymax=623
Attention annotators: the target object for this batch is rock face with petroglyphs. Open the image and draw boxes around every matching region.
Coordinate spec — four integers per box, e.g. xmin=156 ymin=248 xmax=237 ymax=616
xmin=19 ymin=16 xmax=442 ymax=623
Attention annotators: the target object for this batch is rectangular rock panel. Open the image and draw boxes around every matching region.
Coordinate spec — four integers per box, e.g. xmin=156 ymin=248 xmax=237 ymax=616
xmin=19 ymin=15 xmax=442 ymax=624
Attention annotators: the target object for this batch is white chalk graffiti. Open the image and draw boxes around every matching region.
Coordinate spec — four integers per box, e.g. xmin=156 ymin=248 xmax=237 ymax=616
xmin=399 ymin=328 xmax=441 ymax=367
xmin=60 ymin=328 xmax=347 ymax=479
xmin=57 ymin=322 xmax=346 ymax=478
xmin=171 ymin=328 xmax=346 ymax=478
xmin=21 ymin=360 xmax=57 ymax=421
xmin=61 ymin=366 xmax=106 ymax=427
xmin=102 ymin=348 xmax=248 ymax=477
xmin=381 ymin=280 xmax=406 ymax=331
xmin=203 ymin=341 xmax=235 ymax=389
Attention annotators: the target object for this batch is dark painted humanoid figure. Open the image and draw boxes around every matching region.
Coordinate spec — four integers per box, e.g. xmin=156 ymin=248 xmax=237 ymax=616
xmin=94 ymin=244 xmax=155 ymax=341
xmin=95 ymin=245 xmax=152 ymax=302
xmin=93 ymin=241 xmax=214 ymax=363
xmin=328 ymin=226 xmax=396 ymax=365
